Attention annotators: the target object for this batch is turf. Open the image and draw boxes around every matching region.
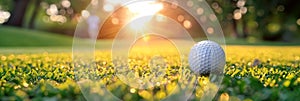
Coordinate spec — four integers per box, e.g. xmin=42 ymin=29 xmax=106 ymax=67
xmin=0 ymin=26 xmax=73 ymax=47
xmin=1 ymin=26 xmax=300 ymax=47
xmin=1 ymin=27 xmax=300 ymax=100
xmin=0 ymin=46 xmax=299 ymax=101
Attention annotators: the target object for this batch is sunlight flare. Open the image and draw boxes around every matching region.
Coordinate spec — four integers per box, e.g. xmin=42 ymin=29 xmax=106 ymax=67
xmin=126 ymin=1 xmax=163 ymax=31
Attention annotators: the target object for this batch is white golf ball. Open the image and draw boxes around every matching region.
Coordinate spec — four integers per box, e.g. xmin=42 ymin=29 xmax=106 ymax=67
xmin=188 ymin=40 xmax=225 ymax=75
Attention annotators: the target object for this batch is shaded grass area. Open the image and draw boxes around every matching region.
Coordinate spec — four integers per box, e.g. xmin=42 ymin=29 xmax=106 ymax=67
xmin=0 ymin=47 xmax=72 ymax=54
xmin=0 ymin=26 xmax=112 ymax=49
xmin=225 ymin=37 xmax=300 ymax=46
xmin=0 ymin=26 xmax=73 ymax=47
xmin=0 ymin=26 xmax=299 ymax=48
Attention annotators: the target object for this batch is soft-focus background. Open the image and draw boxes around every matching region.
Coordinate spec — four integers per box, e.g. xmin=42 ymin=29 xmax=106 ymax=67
xmin=0 ymin=0 xmax=300 ymax=46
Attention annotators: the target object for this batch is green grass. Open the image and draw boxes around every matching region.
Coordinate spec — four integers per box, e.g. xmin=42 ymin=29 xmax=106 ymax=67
xmin=0 ymin=26 xmax=113 ymax=50
xmin=0 ymin=26 xmax=73 ymax=47
xmin=0 ymin=46 xmax=300 ymax=101
xmin=1 ymin=26 xmax=300 ymax=100
xmin=225 ymin=37 xmax=300 ymax=46
xmin=1 ymin=26 xmax=300 ymax=47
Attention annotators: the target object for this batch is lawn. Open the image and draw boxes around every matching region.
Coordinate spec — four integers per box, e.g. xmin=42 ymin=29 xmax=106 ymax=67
xmin=1 ymin=27 xmax=300 ymax=100
xmin=1 ymin=26 xmax=300 ymax=47
xmin=0 ymin=46 xmax=299 ymax=101
xmin=0 ymin=26 xmax=73 ymax=47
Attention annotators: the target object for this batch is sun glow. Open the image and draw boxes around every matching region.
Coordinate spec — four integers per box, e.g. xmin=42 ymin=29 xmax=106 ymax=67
xmin=129 ymin=17 xmax=151 ymax=31
xmin=127 ymin=1 xmax=163 ymax=17
xmin=126 ymin=1 xmax=163 ymax=31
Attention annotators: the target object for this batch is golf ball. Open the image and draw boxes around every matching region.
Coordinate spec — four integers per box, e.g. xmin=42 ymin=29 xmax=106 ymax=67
xmin=188 ymin=40 xmax=225 ymax=75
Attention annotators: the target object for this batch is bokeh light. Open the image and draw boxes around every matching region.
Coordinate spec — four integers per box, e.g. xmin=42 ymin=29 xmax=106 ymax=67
xmin=237 ymin=0 xmax=246 ymax=8
xmin=197 ymin=7 xmax=204 ymax=15
xmin=0 ymin=10 xmax=11 ymax=24
xmin=267 ymin=23 xmax=281 ymax=33
xmin=81 ymin=10 xmax=90 ymax=19
xmin=207 ymin=27 xmax=214 ymax=34
xmin=49 ymin=15 xmax=67 ymax=23
xmin=177 ymin=15 xmax=185 ymax=22
xmin=209 ymin=14 xmax=217 ymax=22
xmin=61 ymin=0 xmax=71 ymax=8
xmin=44 ymin=2 xmax=73 ymax=24
xmin=46 ymin=4 xmax=58 ymax=16
xmin=240 ymin=7 xmax=247 ymax=14
xmin=183 ymin=20 xmax=192 ymax=29
xmin=187 ymin=1 xmax=194 ymax=7
xmin=296 ymin=18 xmax=300 ymax=26
xmin=211 ymin=2 xmax=219 ymax=9
xmin=111 ymin=18 xmax=119 ymax=25
xmin=233 ymin=0 xmax=247 ymax=20
xmin=233 ymin=9 xmax=242 ymax=20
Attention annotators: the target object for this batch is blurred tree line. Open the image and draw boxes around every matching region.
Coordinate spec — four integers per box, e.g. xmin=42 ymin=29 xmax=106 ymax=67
xmin=207 ymin=0 xmax=300 ymax=42
xmin=0 ymin=0 xmax=299 ymax=41
xmin=0 ymin=0 xmax=90 ymax=35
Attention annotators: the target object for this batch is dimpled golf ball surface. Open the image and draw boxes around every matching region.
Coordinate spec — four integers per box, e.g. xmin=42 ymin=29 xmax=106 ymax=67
xmin=188 ymin=40 xmax=225 ymax=75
